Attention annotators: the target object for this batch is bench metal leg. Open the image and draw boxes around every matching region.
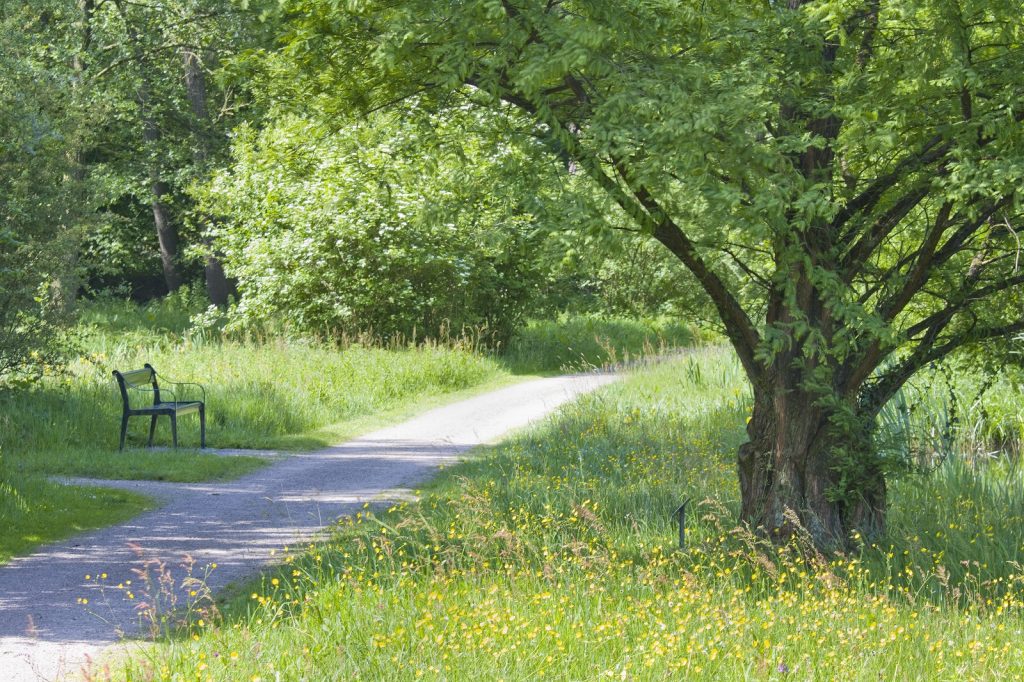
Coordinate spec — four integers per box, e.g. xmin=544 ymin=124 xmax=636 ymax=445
xmin=170 ymin=414 xmax=178 ymax=448
xmin=148 ymin=414 xmax=158 ymax=447
xmin=199 ymin=404 xmax=206 ymax=449
xmin=119 ymin=412 xmax=130 ymax=451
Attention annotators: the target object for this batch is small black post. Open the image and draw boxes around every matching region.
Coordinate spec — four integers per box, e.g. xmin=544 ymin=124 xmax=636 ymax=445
xmin=674 ymin=498 xmax=691 ymax=550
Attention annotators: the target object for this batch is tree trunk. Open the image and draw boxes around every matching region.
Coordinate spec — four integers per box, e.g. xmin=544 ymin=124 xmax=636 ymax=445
xmin=143 ymin=119 xmax=182 ymax=293
xmin=203 ymin=253 xmax=230 ymax=306
xmin=115 ymin=0 xmax=181 ymax=293
xmin=182 ymin=47 xmax=231 ymax=306
xmin=737 ymin=379 xmax=886 ymax=551
xmin=151 ymin=185 xmax=181 ymax=292
xmin=51 ymin=0 xmax=96 ymax=313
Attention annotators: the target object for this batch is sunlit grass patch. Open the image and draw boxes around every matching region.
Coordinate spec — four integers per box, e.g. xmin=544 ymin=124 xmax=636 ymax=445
xmin=503 ymin=314 xmax=699 ymax=373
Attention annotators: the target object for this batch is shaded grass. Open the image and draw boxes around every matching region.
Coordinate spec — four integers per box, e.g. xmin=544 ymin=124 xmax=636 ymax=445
xmin=122 ymin=347 xmax=1024 ymax=681
xmin=0 ymin=477 xmax=151 ymax=564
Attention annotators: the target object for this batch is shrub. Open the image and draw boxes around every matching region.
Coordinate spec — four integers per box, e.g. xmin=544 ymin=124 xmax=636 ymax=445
xmin=198 ymin=112 xmax=554 ymax=345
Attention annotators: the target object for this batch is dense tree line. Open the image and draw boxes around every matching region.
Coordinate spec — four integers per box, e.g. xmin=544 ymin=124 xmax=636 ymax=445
xmin=1 ymin=0 xmax=254 ymax=369
xmin=1 ymin=0 xmax=686 ymax=363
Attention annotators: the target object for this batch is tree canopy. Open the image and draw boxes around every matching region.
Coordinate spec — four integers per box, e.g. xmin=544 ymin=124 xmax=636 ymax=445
xmin=270 ymin=0 xmax=1024 ymax=548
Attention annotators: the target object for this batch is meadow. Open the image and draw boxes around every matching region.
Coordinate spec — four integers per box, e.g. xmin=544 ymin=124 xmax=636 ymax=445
xmin=118 ymin=347 xmax=1024 ymax=681
xmin=0 ymin=296 xmax=507 ymax=563
xmin=0 ymin=297 xmax=695 ymax=564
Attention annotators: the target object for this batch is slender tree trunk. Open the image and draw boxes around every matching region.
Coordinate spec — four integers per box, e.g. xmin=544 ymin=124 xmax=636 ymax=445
xmin=142 ymin=116 xmax=182 ymax=292
xmin=115 ymin=0 xmax=181 ymax=293
xmin=182 ymin=47 xmax=230 ymax=305
xmin=51 ymin=0 xmax=96 ymax=312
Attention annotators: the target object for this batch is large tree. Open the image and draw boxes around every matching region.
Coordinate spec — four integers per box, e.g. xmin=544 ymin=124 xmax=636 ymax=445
xmin=273 ymin=0 xmax=1024 ymax=549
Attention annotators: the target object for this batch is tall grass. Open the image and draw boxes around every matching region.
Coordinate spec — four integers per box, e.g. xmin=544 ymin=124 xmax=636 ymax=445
xmin=877 ymin=361 xmax=1024 ymax=471
xmin=503 ymin=314 xmax=699 ymax=373
xmin=0 ymin=294 xmax=510 ymax=563
xmin=2 ymin=297 xmax=507 ymax=479
xmin=121 ymin=347 xmax=1024 ymax=681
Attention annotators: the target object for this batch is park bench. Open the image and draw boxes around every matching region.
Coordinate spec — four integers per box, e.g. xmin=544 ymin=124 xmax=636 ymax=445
xmin=112 ymin=363 xmax=206 ymax=450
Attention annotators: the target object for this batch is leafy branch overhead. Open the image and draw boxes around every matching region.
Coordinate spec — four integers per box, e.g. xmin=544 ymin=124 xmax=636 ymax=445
xmin=274 ymin=0 xmax=1024 ymax=549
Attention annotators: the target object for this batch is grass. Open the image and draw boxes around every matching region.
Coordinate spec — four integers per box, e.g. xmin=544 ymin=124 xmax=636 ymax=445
xmin=1 ymin=339 xmax=506 ymax=480
xmin=115 ymin=346 xmax=1024 ymax=681
xmin=883 ymin=360 xmax=1024 ymax=462
xmin=0 ymin=477 xmax=151 ymax=564
xmin=7 ymin=298 xmax=693 ymax=566
xmin=503 ymin=314 xmax=699 ymax=373
xmin=0 ymin=293 xmax=518 ymax=564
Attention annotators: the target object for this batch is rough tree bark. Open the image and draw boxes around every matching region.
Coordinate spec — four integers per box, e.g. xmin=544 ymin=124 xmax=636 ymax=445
xmin=738 ymin=373 xmax=887 ymax=550
xmin=729 ymin=4 xmax=888 ymax=550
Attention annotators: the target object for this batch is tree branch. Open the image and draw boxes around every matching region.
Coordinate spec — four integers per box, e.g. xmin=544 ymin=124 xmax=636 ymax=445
xmin=830 ymin=135 xmax=947 ymax=235
xmin=610 ymin=163 xmax=763 ymax=379
xmin=865 ymin=317 xmax=1024 ymax=413
xmin=840 ymin=184 xmax=931 ymax=280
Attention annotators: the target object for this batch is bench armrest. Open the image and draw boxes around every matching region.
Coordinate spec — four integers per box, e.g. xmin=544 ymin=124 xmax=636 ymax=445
xmin=127 ymin=385 xmax=177 ymax=405
xmin=164 ymin=381 xmax=206 ymax=403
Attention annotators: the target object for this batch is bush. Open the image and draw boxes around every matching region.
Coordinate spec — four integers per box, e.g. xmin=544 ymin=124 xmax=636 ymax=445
xmin=198 ymin=112 xmax=554 ymax=345
xmin=0 ymin=229 xmax=74 ymax=387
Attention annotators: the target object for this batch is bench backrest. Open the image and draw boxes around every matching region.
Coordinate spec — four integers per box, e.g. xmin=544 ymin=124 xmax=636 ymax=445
xmin=112 ymin=363 xmax=160 ymax=409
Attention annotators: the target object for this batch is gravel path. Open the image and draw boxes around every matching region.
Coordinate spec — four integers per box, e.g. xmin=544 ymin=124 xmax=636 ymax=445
xmin=0 ymin=373 xmax=617 ymax=681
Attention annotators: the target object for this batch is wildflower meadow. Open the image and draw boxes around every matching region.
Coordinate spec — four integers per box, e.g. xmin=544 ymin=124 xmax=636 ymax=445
xmin=116 ymin=347 xmax=1024 ymax=681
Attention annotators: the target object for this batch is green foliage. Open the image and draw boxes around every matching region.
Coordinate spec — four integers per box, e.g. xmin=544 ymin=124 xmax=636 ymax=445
xmin=0 ymin=4 xmax=80 ymax=384
xmin=0 ymin=0 xmax=272 ymax=300
xmin=878 ymin=359 xmax=1024 ymax=467
xmin=0 ymin=232 xmax=73 ymax=386
xmin=199 ymin=113 xmax=555 ymax=343
xmin=590 ymin=236 xmax=715 ymax=321
xmin=274 ymin=0 xmax=1024 ymax=543
xmin=199 ymin=110 xmax=707 ymax=333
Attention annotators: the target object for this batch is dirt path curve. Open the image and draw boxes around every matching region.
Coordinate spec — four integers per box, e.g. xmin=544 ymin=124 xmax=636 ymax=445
xmin=0 ymin=373 xmax=617 ymax=681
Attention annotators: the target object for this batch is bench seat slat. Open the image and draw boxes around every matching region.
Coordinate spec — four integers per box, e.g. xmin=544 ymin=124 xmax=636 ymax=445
xmin=127 ymin=401 xmax=203 ymax=416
